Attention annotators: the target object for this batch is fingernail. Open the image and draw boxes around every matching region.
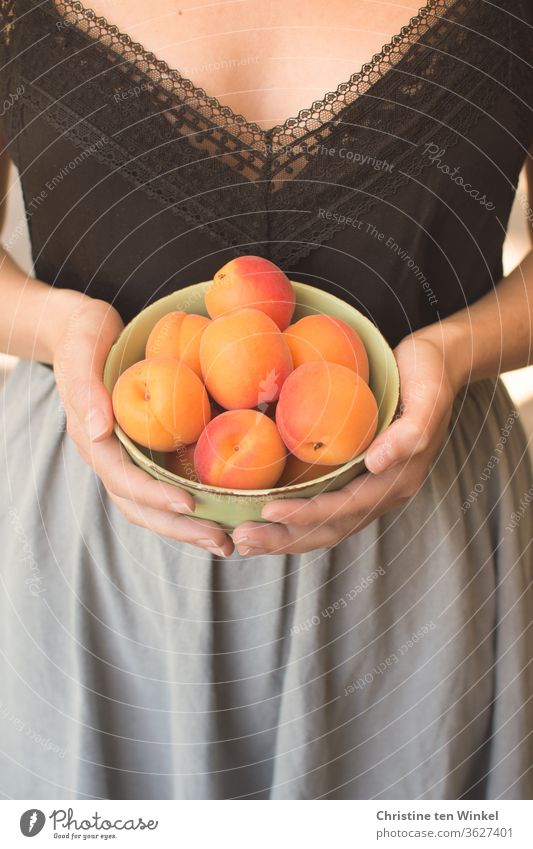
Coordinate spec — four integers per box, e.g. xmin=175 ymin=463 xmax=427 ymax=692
xmin=232 ymin=534 xmax=249 ymax=546
xmin=261 ymin=511 xmax=291 ymax=524
xmin=365 ymin=446 xmax=390 ymax=473
xmin=85 ymin=408 xmax=108 ymax=441
xmin=169 ymin=502 xmax=193 ymax=514
xmin=196 ymin=538 xmax=219 ymax=549
xmin=207 ymin=546 xmax=227 ymax=558
xmin=238 ymin=546 xmax=264 ymax=557
xmin=262 ymin=508 xmax=283 ymax=522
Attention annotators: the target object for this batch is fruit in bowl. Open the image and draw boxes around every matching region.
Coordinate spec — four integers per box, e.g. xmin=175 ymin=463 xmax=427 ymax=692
xmin=205 ymin=255 xmax=295 ymax=330
xmin=111 ymin=356 xmax=210 ymax=451
xmin=276 ymin=361 xmax=378 ymax=465
xmin=283 ymin=313 xmax=370 ymax=379
xmin=199 ymin=307 xmax=293 ymax=410
xmin=276 ymin=454 xmax=343 ymax=487
xmin=103 ymin=256 xmax=400 ymax=528
xmin=145 ymin=311 xmax=209 ymax=378
xmin=165 ymin=442 xmax=198 ymax=482
xmin=194 ymin=409 xmax=287 ymax=490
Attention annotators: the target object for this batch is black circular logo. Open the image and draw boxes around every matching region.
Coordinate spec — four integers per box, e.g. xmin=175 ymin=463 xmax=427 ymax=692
xmin=20 ymin=810 xmax=46 ymax=837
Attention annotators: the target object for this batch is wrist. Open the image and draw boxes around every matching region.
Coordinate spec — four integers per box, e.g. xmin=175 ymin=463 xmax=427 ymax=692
xmin=37 ymin=285 xmax=92 ymax=364
xmin=410 ymin=319 xmax=471 ymax=395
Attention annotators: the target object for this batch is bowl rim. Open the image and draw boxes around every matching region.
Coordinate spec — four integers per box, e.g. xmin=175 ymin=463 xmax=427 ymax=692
xmin=106 ymin=280 xmax=401 ymax=499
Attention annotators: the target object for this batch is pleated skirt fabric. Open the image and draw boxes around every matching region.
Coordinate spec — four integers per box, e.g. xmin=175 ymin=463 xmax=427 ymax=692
xmin=1 ymin=359 xmax=532 ymax=799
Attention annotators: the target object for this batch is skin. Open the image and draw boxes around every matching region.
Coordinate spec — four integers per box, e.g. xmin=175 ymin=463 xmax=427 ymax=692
xmin=67 ymin=0 xmax=423 ymax=128
xmin=1 ymin=1 xmax=532 ymax=556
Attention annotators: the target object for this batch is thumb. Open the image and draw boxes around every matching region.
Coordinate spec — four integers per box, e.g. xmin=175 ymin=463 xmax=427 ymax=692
xmin=365 ymin=335 xmax=454 ymax=475
xmin=58 ymin=306 xmax=122 ymax=443
xmin=83 ymin=379 xmax=114 ymax=442
xmin=365 ymin=380 xmax=434 ymax=475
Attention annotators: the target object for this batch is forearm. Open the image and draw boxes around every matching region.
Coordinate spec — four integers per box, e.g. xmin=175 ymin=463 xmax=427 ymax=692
xmin=414 ymin=249 xmax=533 ymax=392
xmin=0 ymin=245 xmax=86 ymax=363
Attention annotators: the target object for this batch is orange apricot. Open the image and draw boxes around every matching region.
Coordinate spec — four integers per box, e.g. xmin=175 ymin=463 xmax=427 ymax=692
xmin=194 ymin=409 xmax=287 ymax=490
xmin=145 ymin=311 xmax=210 ymax=377
xmin=283 ymin=314 xmax=369 ymax=381
xmin=276 ymin=361 xmax=378 ymax=464
xmin=200 ymin=308 xmax=293 ymax=410
xmin=206 ymin=255 xmax=295 ymax=330
xmin=112 ymin=356 xmax=211 ymax=451
xmin=165 ymin=442 xmax=199 ymax=482
xmin=276 ymin=454 xmax=342 ymax=487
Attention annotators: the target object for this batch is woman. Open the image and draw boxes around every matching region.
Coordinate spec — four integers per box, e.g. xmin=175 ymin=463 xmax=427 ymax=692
xmin=0 ymin=0 xmax=532 ymax=799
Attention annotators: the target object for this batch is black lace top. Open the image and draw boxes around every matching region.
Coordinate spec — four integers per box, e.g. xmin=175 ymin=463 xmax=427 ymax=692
xmin=1 ymin=0 xmax=532 ymax=345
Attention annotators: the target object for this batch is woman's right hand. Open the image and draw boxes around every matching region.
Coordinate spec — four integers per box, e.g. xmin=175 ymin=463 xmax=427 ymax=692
xmin=51 ymin=290 xmax=234 ymax=556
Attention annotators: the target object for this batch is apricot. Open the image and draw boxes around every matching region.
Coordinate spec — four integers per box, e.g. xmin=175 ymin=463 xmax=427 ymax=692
xmin=145 ymin=311 xmax=210 ymax=377
xmin=206 ymin=256 xmax=295 ymax=330
xmin=112 ymin=356 xmax=211 ymax=451
xmin=165 ymin=442 xmax=199 ymax=482
xmin=276 ymin=362 xmax=378 ymax=464
xmin=276 ymin=454 xmax=342 ymax=487
xmin=194 ymin=409 xmax=287 ymax=490
xmin=200 ymin=308 xmax=293 ymax=410
xmin=283 ymin=314 xmax=369 ymax=381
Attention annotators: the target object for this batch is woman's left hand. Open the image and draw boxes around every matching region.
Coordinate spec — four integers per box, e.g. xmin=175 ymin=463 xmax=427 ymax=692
xmin=231 ymin=333 xmax=461 ymax=556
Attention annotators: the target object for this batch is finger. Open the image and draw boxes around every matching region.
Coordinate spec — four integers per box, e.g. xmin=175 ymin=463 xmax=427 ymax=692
xmin=364 ymin=378 xmax=439 ymax=475
xmin=88 ymin=434 xmax=196 ymax=514
xmin=57 ymin=303 xmax=123 ymax=443
xmin=260 ymin=473 xmax=370 ymax=525
xmin=65 ymin=410 xmax=196 ymax=514
xmin=110 ymin=494 xmax=234 ymax=555
xmin=260 ymin=466 xmax=408 ymax=526
xmin=232 ymin=520 xmax=344 ymax=555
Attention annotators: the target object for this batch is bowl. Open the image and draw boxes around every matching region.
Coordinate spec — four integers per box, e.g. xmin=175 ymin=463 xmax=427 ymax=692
xmin=103 ymin=280 xmax=400 ymax=529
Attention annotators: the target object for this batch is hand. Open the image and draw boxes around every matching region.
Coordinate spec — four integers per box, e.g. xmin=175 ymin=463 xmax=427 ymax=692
xmin=51 ymin=290 xmax=233 ymax=556
xmin=231 ymin=334 xmax=459 ymax=556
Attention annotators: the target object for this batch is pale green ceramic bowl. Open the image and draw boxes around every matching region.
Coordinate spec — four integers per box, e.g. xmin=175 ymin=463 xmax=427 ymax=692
xmin=103 ymin=280 xmax=400 ymax=529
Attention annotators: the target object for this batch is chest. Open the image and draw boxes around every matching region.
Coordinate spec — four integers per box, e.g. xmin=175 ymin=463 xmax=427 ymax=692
xmin=54 ymin=0 xmax=423 ymax=127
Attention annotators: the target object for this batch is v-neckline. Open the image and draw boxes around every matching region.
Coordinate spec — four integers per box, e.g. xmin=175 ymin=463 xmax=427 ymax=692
xmin=48 ymin=0 xmax=457 ymax=142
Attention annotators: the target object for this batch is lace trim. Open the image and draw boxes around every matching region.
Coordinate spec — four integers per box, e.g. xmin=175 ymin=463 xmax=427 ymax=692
xmin=4 ymin=0 xmax=532 ymax=271
xmin=272 ymin=83 xmax=511 ymax=268
xmin=49 ymin=0 xmax=459 ymax=147
xmin=20 ymin=75 xmax=249 ymax=252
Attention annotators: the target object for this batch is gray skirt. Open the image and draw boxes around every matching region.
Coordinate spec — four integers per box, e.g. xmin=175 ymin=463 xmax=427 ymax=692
xmin=1 ymin=359 xmax=532 ymax=800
